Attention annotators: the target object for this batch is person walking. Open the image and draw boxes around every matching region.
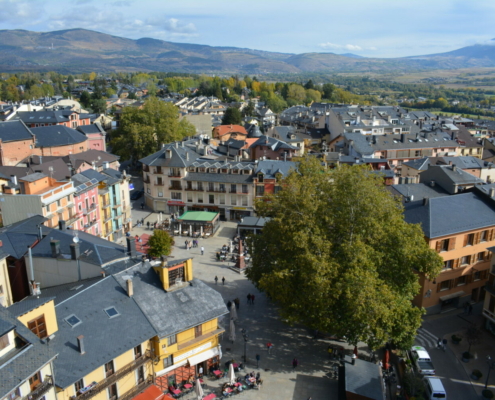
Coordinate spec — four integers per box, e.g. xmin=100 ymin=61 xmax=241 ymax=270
xmin=292 ymin=358 xmax=299 ymax=369
xmin=234 ymin=298 xmax=240 ymax=310
xmin=266 ymin=342 xmax=273 ymax=355
xmin=251 ymin=294 xmax=255 ymax=305
xmin=222 ymin=277 xmax=225 ymax=285
xmin=247 ymin=294 xmax=251 ymax=305
xmin=147 ymin=221 xmax=150 ymax=230
xmin=227 ymin=300 xmax=232 ymax=309
xmin=256 ymin=354 xmax=260 ymax=368
xmin=215 ymin=276 xmax=218 ymax=285
xmin=201 ymin=246 xmax=204 ymax=255
xmin=184 ymin=240 xmax=188 ymax=249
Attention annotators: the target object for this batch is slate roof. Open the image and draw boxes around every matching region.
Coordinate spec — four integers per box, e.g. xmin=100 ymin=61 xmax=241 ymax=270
xmin=80 ymin=168 xmax=118 ymax=186
xmin=15 ymin=110 xmax=75 ymax=124
xmin=344 ymin=358 xmax=384 ymax=400
xmin=29 ymin=277 xmax=103 ymax=305
xmin=183 ymin=172 xmax=252 ymax=184
xmin=0 ymin=120 xmax=33 ymax=142
xmin=20 ymin=172 xmax=46 ymax=182
xmin=139 ymin=143 xmax=200 ymax=168
xmin=390 ymin=183 xmax=449 ymax=202
xmin=420 ymin=165 xmax=484 ymax=186
xmin=31 ymin=125 xmax=87 ymax=147
xmin=63 ymin=150 xmax=119 ymax=170
xmin=403 ymin=192 xmax=495 ymax=238
xmin=76 ymin=123 xmax=105 ymax=135
xmin=238 ymin=217 xmax=270 ymax=228
xmin=250 ymin=135 xmax=298 ymax=151
xmin=403 ymin=157 xmax=430 ymax=171
xmin=31 ymin=229 xmax=128 ymax=268
xmin=8 ymin=297 xmax=55 ymax=317
xmin=435 ymin=156 xmax=489 ymax=170
xmin=0 ymin=306 xmax=57 ymax=398
xmin=113 ymin=262 xmax=228 ymax=338
xmin=254 ymin=160 xmax=297 ymax=178
xmin=0 ymin=215 xmax=48 ymax=259
xmin=49 ymin=276 xmax=156 ymax=389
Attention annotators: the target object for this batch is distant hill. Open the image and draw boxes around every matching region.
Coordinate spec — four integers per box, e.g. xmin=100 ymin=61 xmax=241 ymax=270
xmin=0 ymin=28 xmax=494 ymax=74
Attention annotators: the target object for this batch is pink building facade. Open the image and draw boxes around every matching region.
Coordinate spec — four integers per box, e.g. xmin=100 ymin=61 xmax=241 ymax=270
xmin=71 ymin=175 xmax=102 ymax=236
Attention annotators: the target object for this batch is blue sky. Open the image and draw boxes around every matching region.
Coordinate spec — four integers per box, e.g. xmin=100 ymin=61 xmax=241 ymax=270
xmin=1 ymin=0 xmax=494 ymax=57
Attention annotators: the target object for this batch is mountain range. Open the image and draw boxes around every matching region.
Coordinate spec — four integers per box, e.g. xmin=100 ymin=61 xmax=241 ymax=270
xmin=0 ymin=28 xmax=495 ymax=74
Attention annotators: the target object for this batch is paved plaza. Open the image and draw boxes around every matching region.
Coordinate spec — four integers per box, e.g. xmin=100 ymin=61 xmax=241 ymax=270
xmin=128 ymin=208 xmax=365 ymax=400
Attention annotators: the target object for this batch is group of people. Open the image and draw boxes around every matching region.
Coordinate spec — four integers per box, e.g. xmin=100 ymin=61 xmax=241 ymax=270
xmin=184 ymin=239 xmax=200 ymax=249
xmin=247 ymin=293 xmax=256 ymax=305
xmin=214 ymin=276 xmax=226 ymax=285
xmin=226 ymin=298 xmax=240 ymax=309
xmin=327 ymin=345 xmax=344 ymax=360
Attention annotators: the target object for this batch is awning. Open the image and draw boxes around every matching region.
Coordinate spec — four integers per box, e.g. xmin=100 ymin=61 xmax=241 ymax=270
xmin=439 ymin=291 xmax=465 ymax=302
xmin=167 ymin=200 xmax=185 ymax=206
xmin=187 ymin=346 xmax=221 ymax=367
xmin=155 ymin=360 xmax=187 ymax=377
xmin=132 ymin=385 xmax=164 ymax=400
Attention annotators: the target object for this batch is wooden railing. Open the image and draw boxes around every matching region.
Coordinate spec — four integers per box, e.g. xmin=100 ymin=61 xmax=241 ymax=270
xmin=23 ymin=376 xmax=53 ymax=400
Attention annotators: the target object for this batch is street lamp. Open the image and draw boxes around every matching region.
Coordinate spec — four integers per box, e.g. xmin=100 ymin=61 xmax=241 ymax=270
xmin=241 ymin=328 xmax=248 ymax=362
xmin=485 ymin=355 xmax=495 ymax=389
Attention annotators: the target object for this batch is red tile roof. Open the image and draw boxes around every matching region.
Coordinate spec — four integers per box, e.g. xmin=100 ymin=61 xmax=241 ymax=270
xmin=213 ymin=125 xmax=248 ymax=138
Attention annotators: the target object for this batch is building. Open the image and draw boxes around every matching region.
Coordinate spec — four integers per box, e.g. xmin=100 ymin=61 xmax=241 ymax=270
xmin=249 ymin=135 xmax=298 ymax=161
xmin=404 ymin=192 xmax=495 ymax=314
xmin=30 ymin=125 xmax=89 ymax=157
xmin=212 ymin=125 xmax=248 ymax=142
xmin=0 ymin=246 xmax=13 ymax=307
xmin=15 ymin=109 xmax=91 ymax=129
xmin=0 ymin=173 xmax=77 ymax=229
xmin=76 ymin=123 xmax=106 ymax=151
xmin=252 ymin=160 xmax=297 ymax=202
xmin=0 ymin=120 xmax=36 ymax=166
xmin=140 ymin=141 xmax=255 ymax=220
xmin=71 ymin=174 xmax=101 ymax=236
xmin=418 ymin=164 xmax=484 ymax=195
xmin=0 ymin=304 xmax=58 ymax=400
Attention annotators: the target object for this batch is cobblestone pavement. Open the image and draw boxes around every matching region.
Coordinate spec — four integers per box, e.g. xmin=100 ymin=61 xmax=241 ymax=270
xmin=128 ymin=213 xmax=371 ymax=400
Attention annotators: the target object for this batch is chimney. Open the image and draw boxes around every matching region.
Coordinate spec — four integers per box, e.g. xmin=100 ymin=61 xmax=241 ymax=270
xmin=452 ymin=164 xmax=457 ymax=172
xmin=77 ymin=335 xmax=86 ymax=355
xmin=59 ymin=220 xmax=66 ymax=230
xmin=430 ymin=180 xmax=435 ymax=187
xmin=10 ymin=175 xmax=17 ymax=186
xmin=70 ymin=242 xmax=80 ymax=260
xmin=126 ymin=279 xmax=133 ymax=297
xmin=186 ymin=152 xmax=189 ymax=161
xmin=126 ymin=237 xmax=137 ymax=258
xmin=175 ymin=141 xmax=179 ymax=148
xmin=50 ymin=239 xmax=60 ymax=258
xmin=401 ymin=134 xmax=405 ymax=143
xmin=423 ymin=197 xmax=429 ymax=206
xmin=103 ymin=161 xmax=110 ymax=169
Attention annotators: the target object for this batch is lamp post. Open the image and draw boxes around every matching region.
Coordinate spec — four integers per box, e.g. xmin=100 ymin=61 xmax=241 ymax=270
xmin=485 ymin=355 xmax=495 ymax=389
xmin=241 ymin=328 xmax=248 ymax=362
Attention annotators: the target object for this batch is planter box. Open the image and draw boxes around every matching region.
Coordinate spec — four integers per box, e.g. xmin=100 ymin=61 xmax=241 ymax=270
xmin=471 ymin=373 xmax=480 ymax=380
xmin=462 ymin=356 xmax=470 ymax=363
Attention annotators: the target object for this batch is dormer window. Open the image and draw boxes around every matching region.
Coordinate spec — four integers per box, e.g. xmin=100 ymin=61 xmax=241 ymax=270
xmin=199 ymin=167 xmax=206 ymax=173
xmin=188 ymin=167 xmax=196 ymax=172
xmin=210 ymin=168 xmax=217 ymax=173
xmin=258 ymin=173 xmax=264 ymax=183
xmin=166 ymin=149 xmax=172 ymax=158
xmin=275 ymin=173 xmax=282 ymax=181
xmin=232 ymin=169 xmax=239 ymax=174
xmin=221 ymin=168 xmax=228 ymax=174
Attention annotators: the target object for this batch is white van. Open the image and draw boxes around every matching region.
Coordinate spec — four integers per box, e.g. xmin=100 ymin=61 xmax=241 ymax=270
xmin=423 ymin=376 xmax=447 ymax=399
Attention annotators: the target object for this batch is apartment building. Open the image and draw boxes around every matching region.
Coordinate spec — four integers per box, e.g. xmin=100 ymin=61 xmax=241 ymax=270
xmin=404 ymin=192 xmax=495 ymax=314
xmin=71 ymin=174 xmax=101 ymax=236
xmin=0 ymin=173 xmax=77 ymax=229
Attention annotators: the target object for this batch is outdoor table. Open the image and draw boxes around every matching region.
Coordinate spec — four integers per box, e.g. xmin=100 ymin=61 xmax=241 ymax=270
xmin=213 ymin=370 xmax=222 ymax=376
xmin=174 ymin=230 xmax=179 ymax=235
xmin=205 ymin=233 xmax=211 ymax=237
xmin=171 ymin=389 xmax=181 ymax=396
xmin=203 ymin=394 xmax=216 ymax=400
xmin=183 ymin=384 xmax=192 ymax=389
xmin=234 ymin=382 xmax=242 ymax=387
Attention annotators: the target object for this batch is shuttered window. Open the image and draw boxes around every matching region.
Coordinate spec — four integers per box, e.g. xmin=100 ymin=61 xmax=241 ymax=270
xmin=27 ymin=315 xmax=47 ymax=339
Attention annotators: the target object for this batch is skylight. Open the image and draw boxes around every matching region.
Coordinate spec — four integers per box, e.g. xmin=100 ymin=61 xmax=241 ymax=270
xmin=104 ymin=307 xmax=120 ymax=319
xmin=65 ymin=314 xmax=82 ymax=328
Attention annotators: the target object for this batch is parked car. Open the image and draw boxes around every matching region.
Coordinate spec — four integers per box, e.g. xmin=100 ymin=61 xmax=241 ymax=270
xmin=423 ymin=376 xmax=446 ymax=399
xmin=130 ymin=189 xmax=144 ymax=200
xmin=411 ymin=345 xmax=435 ymax=375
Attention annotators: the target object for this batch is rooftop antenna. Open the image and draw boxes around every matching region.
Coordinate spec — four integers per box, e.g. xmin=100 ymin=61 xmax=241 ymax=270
xmin=48 ymin=166 xmax=54 ymax=179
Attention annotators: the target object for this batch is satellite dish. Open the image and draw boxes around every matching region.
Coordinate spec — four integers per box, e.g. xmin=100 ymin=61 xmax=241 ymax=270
xmin=73 ymin=233 xmax=79 ymax=243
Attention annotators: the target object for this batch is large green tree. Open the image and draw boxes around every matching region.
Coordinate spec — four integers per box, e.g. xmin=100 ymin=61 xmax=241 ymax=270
xmin=147 ymin=229 xmax=174 ymax=258
xmin=110 ymin=97 xmax=194 ymax=162
xmin=222 ymin=107 xmax=242 ymax=125
xmin=246 ymin=158 xmax=443 ymax=350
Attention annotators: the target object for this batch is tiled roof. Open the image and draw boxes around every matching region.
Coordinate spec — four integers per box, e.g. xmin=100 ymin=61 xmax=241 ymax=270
xmin=32 ymin=125 xmax=87 ymax=147
xmin=0 ymin=120 xmax=33 ymax=142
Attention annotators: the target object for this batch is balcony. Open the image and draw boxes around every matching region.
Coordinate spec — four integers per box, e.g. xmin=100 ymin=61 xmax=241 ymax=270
xmin=169 ymin=186 xmax=182 ymax=190
xmin=84 ymin=220 xmax=98 ymax=229
xmin=102 ymin=201 xmax=111 ymax=208
xmin=117 ymin=376 xmax=153 ymax=400
xmin=177 ymin=328 xmax=225 ymax=351
xmin=23 ymin=376 xmax=54 ymax=400
xmin=66 ymin=213 xmax=81 ymax=226
xmin=154 ymin=169 xmax=163 ymax=174
xmin=113 ymin=214 xmax=124 ymax=220
xmin=71 ymin=351 xmax=151 ymax=400
xmin=185 ymin=187 xmax=203 ymax=191
xmin=104 ymin=214 xmax=112 ymax=223
xmin=156 ymin=182 xmax=165 ymax=186
xmin=82 ymin=204 xmax=97 ymax=215
xmin=168 ymin=172 xmax=181 ymax=177
xmin=112 ymin=204 xmax=121 ymax=210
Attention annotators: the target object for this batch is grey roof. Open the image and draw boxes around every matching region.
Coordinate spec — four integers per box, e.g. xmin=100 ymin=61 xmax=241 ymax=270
xmin=251 ymin=135 xmax=298 ymax=151
xmin=76 ymin=123 xmax=105 ymax=135
xmin=403 ymin=192 xmax=495 ymax=238
xmin=29 ymin=277 xmax=103 ymax=305
xmin=435 ymin=156 xmax=488 ymax=170
xmin=0 ymin=316 xmax=15 ymax=337
xmin=80 ymin=168 xmax=118 ymax=186
xmin=0 ymin=306 xmax=57 ymax=398
xmin=390 ymin=183 xmax=449 ymax=202
xmin=0 ymin=215 xmax=48 ymax=259
xmin=419 ymin=165 xmax=484 ymax=186
xmin=50 ymin=276 xmax=156 ymax=389
xmin=139 ymin=142 xmax=200 ymax=168
xmin=345 ymin=358 xmax=384 ymax=400
xmin=0 ymin=120 xmax=33 ymax=142
xmin=238 ymin=217 xmax=270 ymax=228
xmin=403 ymin=157 xmax=430 ymax=171
xmin=113 ymin=262 xmax=228 ymax=338
xmin=183 ymin=172 xmax=252 ymax=184
xmin=20 ymin=172 xmax=47 ymax=182
xmin=31 ymin=125 xmax=87 ymax=147
xmin=254 ymin=160 xmax=297 ymax=178
xmin=246 ymin=124 xmax=263 ymax=138
xmin=63 ymin=150 xmax=119 ymax=170
xmin=16 ymin=110 xmax=75 ymax=124
xmin=8 ymin=297 xmax=55 ymax=317
xmin=31 ymin=229 xmax=128 ymax=268
xmin=71 ymin=173 xmax=99 ymax=194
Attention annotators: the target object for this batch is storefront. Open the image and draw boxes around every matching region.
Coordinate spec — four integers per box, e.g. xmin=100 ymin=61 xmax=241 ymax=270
xmin=229 ymin=207 xmax=252 ymax=221
xmin=167 ymin=200 xmax=186 ymax=215
xmin=172 ymin=211 xmax=221 ymax=236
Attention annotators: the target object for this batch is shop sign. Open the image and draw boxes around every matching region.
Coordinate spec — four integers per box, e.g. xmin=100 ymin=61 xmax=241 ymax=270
xmin=233 ymin=207 xmax=247 ymax=210
xmin=175 ymin=342 xmax=212 ymax=362
xmin=167 ymin=200 xmax=185 ymax=206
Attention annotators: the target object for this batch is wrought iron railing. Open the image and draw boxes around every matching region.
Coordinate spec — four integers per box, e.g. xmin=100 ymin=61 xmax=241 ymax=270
xmin=23 ymin=376 xmax=53 ymax=400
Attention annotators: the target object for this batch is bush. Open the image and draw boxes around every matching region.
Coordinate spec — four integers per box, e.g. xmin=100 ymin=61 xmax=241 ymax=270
xmin=451 ymin=334 xmax=462 ymax=342
xmin=483 ymin=389 xmax=494 ymax=399
xmin=463 ymin=351 xmax=471 ymax=359
xmin=472 ymin=369 xmax=483 ymax=378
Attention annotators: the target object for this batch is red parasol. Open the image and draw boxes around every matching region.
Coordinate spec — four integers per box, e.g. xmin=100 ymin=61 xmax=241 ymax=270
xmin=382 ymin=349 xmax=390 ymax=370
xmin=353 ymin=346 xmax=358 ymax=357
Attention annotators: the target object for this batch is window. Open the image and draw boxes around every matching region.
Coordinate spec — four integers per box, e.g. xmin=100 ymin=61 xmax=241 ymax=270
xmin=456 ymin=276 xmax=467 ymax=286
xmin=65 ymin=314 xmax=82 ymax=328
xmin=147 ymin=188 xmax=151 ymax=194
xmin=197 ymin=183 xmax=203 ymax=191
xmin=157 ymin=177 xmax=163 ymax=186
xmin=242 ymin=196 xmax=248 ymax=207
xmin=194 ymin=324 xmax=202 ymax=338
xmin=219 ymin=184 xmax=225 ymax=193
xmin=74 ymin=379 xmax=84 ymax=395
xmin=465 ymin=233 xmax=475 ymax=246
xmin=168 ymin=266 xmax=184 ymax=285
xmin=258 ymin=173 xmax=264 ymax=183
xmin=256 ymin=186 xmax=265 ymax=196
xmin=461 ymin=256 xmax=470 ymax=265
xmin=439 ymin=280 xmax=451 ymax=291
xmin=163 ymin=355 xmax=173 ymax=368
xmin=108 ymin=384 xmax=118 ymax=400
xmin=134 ymin=345 xmax=142 ymax=359
xmin=158 ymin=192 xmax=163 ymax=197
xmin=443 ymin=260 xmax=453 ymax=270
xmin=7 ymin=388 xmax=20 ymax=400
xmin=474 ymin=270 xmax=481 ymax=281
xmin=478 ymin=252 xmax=485 ymax=262
xmin=242 ymin=184 xmax=248 ymax=194
xmin=197 ymin=194 xmax=203 ymax=203
xmin=208 ymin=183 xmax=214 ymax=191
xmin=136 ymin=366 xmax=144 ymax=384
xmin=29 ymin=372 xmax=41 ymax=391
xmin=28 ymin=315 xmax=47 ymax=339
xmin=230 ymin=184 xmax=236 ymax=193
xmin=209 ymin=194 xmax=215 ymax=204
xmin=105 ymin=361 xmax=115 ymax=378
xmin=171 ymin=192 xmax=182 ymax=200
xmin=0 ymin=333 xmax=10 ymax=350
xmin=167 ymin=334 xmax=177 ymax=346
xmin=104 ymin=307 xmax=119 ymax=319
xmin=274 ymin=186 xmax=281 ymax=194
xmin=187 ymin=192 xmax=193 ymax=202
xmin=481 ymin=230 xmax=488 ymax=242
xmin=186 ymin=181 xmax=192 ymax=190
xmin=219 ymin=194 xmax=225 ymax=205
xmin=231 ymin=195 xmax=237 ymax=206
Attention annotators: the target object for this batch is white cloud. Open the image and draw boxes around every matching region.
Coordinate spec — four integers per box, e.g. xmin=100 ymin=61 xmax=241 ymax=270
xmin=319 ymin=42 xmax=362 ymax=51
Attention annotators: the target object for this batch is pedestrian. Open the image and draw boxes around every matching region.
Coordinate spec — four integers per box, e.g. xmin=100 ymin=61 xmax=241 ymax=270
xmin=215 ymin=276 xmax=218 ymax=285
xmin=227 ymin=300 xmax=232 ymax=309
xmin=222 ymin=277 xmax=225 ymax=285
xmin=234 ymin=298 xmax=240 ymax=310
xmin=256 ymin=354 xmax=260 ymax=368
xmin=251 ymin=294 xmax=255 ymax=304
xmin=147 ymin=221 xmax=150 ymax=230
xmin=201 ymin=246 xmax=204 ymax=255
xmin=468 ymin=304 xmax=473 ymax=315
xmin=247 ymin=293 xmax=251 ymax=304
xmin=140 ymin=202 xmax=144 ymax=209
xmin=328 ymin=345 xmax=333 ymax=359
xmin=266 ymin=342 xmax=273 ymax=354
xmin=198 ymin=365 xmax=203 ymax=378
xmin=292 ymin=357 xmax=299 ymax=369
xmin=185 ymin=240 xmax=188 ymax=249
